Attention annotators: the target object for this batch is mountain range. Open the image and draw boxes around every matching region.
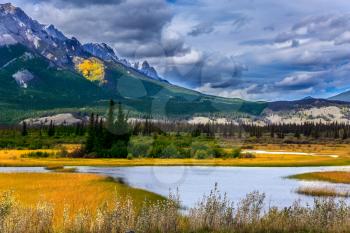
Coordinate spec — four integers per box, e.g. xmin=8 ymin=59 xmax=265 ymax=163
xmin=0 ymin=2 xmax=350 ymax=125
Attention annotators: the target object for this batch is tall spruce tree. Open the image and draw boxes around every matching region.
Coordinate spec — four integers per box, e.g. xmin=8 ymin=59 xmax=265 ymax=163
xmin=85 ymin=113 xmax=95 ymax=153
xmin=85 ymin=101 xmax=131 ymax=158
xmin=48 ymin=120 xmax=55 ymax=137
xmin=103 ymin=100 xmax=116 ymax=150
xmin=21 ymin=121 xmax=28 ymax=136
xmin=112 ymin=102 xmax=130 ymax=158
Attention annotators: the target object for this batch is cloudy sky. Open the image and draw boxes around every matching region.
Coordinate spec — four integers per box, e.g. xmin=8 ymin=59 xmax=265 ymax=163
xmin=6 ymin=0 xmax=350 ymax=100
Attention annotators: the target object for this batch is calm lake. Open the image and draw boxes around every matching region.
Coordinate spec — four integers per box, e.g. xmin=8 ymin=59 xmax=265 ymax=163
xmin=77 ymin=166 xmax=350 ymax=208
xmin=1 ymin=166 xmax=350 ymax=208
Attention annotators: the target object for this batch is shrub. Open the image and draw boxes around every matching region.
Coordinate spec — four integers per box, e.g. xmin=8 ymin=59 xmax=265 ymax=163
xmin=191 ymin=142 xmax=209 ymax=152
xmin=177 ymin=148 xmax=191 ymax=158
xmin=211 ymin=146 xmax=226 ymax=158
xmin=58 ymin=146 xmax=69 ymax=157
xmin=195 ymin=150 xmax=210 ymax=159
xmin=148 ymin=144 xmax=163 ymax=158
xmin=129 ymin=143 xmax=150 ymax=158
xmin=22 ymin=151 xmax=50 ymax=158
xmin=175 ymin=136 xmax=192 ymax=147
xmin=28 ymin=141 xmax=43 ymax=150
xmin=109 ymin=141 xmax=128 ymax=158
xmin=230 ymin=147 xmax=242 ymax=158
xmin=67 ymin=148 xmax=86 ymax=158
xmin=191 ymin=142 xmax=209 ymax=158
xmin=160 ymin=144 xmax=179 ymax=158
xmin=239 ymin=153 xmax=256 ymax=159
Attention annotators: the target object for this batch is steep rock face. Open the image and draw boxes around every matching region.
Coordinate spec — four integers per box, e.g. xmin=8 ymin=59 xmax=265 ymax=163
xmin=0 ymin=3 xmax=167 ymax=82
xmin=83 ymin=43 xmax=168 ymax=82
xmin=83 ymin=43 xmax=119 ymax=62
xmin=139 ymin=61 xmax=166 ymax=82
xmin=0 ymin=3 xmax=87 ymax=66
xmin=12 ymin=69 xmax=34 ymax=88
xmin=329 ymin=91 xmax=350 ymax=102
xmin=44 ymin=24 xmax=68 ymax=41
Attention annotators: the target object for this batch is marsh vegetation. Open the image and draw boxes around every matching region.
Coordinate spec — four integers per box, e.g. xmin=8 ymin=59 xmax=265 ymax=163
xmin=289 ymin=171 xmax=350 ymax=184
xmin=2 ymin=184 xmax=350 ymax=233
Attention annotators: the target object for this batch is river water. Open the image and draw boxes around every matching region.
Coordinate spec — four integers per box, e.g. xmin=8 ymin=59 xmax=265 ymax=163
xmin=1 ymin=166 xmax=350 ymax=208
xmin=77 ymin=166 xmax=350 ymax=208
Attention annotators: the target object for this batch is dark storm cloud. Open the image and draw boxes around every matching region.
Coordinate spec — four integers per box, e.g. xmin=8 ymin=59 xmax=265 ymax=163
xmin=23 ymin=0 xmax=179 ymax=58
xmin=13 ymin=0 xmax=350 ymax=100
xmin=275 ymin=14 xmax=350 ymax=44
xmin=188 ymin=23 xmax=214 ymax=37
xmin=210 ymin=79 xmax=242 ymax=89
xmin=33 ymin=0 xmax=125 ymax=7
xmin=164 ymin=52 xmax=247 ymax=89
xmin=240 ymin=39 xmax=272 ymax=46
xmin=275 ymin=73 xmax=319 ymax=91
xmin=209 ymin=64 xmax=248 ymax=89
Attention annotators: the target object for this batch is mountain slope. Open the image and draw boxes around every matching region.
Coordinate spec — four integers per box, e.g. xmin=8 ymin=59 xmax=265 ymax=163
xmin=0 ymin=43 xmax=267 ymax=123
xmin=0 ymin=44 xmax=111 ymax=109
xmin=0 ymin=3 xmax=270 ymax=124
xmin=4 ymin=3 xmax=350 ymax=125
xmin=329 ymin=90 xmax=350 ymax=102
xmin=267 ymin=98 xmax=350 ymax=111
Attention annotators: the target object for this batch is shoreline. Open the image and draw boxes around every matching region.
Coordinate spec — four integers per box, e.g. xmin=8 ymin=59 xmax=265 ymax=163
xmin=0 ymin=157 xmax=350 ymax=168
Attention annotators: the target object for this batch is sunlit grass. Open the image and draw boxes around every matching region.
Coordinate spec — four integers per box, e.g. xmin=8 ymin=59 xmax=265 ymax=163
xmin=45 ymin=165 xmax=77 ymax=173
xmin=2 ymin=185 xmax=350 ymax=232
xmin=0 ymin=143 xmax=350 ymax=167
xmin=0 ymin=173 xmax=163 ymax=226
xmin=289 ymin=171 xmax=350 ymax=184
xmin=296 ymin=186 xmax=350 ymax=198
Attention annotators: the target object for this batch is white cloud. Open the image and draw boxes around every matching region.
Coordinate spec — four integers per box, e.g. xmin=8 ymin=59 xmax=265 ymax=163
xmin=9 ymin=0 xmax=350 ymax=100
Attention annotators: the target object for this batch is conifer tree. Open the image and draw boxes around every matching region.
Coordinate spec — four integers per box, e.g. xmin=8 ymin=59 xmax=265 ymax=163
xmin=21 ymin=121 xmax=28 ymax=136
xmin=48 ymin=120 xmax=55 ymax=137
xmin=85 ymin=113 xmax=95 ymax=153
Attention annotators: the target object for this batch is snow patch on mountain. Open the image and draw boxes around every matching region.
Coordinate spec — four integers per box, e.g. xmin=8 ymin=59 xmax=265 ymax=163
xmin=0 ymin=33 xmax=16 ymax=45
xmin=0 ymin=3 xmax=170 ymax=83
xmin=44 ymin=24 xmax=67 ymax=41
xmin=0 ymin=3 xmax=16 ymax=14
xmin=140 ymin=61 xmax=161 ymax=81
xmin=12 ymin=69 xmax=34 ymax=88
xmin=0 ymin=3 xmax=87 ymax=66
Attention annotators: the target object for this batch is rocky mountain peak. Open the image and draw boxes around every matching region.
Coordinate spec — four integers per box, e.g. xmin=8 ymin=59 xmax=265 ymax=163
xmin=0 ymin=3 xmax=168 ymax=83
xmin=0 ymin=3 xmax=33 ymax=26
xmin=83 ymin=42 xmax=119 ymax=62
xmin=0 ymin=3 xmax=17 ymax=14
xmin=140 ymin=61 xmax=162 ymax=81
xmin=44 ymin=24 xmax=67 ymax=41
xmin=142 ymin=61 xmax=150 ymax=68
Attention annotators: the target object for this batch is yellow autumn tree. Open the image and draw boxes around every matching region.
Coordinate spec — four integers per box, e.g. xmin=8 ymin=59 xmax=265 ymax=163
xmin=77 ymin=58 xmax=106 ymax=84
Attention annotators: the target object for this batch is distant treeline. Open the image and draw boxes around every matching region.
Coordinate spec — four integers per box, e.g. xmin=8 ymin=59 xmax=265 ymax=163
xmin=133 ymin=120 xmax=350 ymax=140
xmin=1 ymin=120 xmax=350 ymax=140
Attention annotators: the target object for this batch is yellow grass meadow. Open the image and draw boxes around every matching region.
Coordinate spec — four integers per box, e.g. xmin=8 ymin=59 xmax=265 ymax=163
xmin=0 ymin=172 xmax=163 ymax=226
xmin=0 ymin=144 xmax=350 ymax=167
xmin=296 ymin=186 xmax=350 ymax=198
xmin=289 ymin=171 xmax=350 ymax=184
